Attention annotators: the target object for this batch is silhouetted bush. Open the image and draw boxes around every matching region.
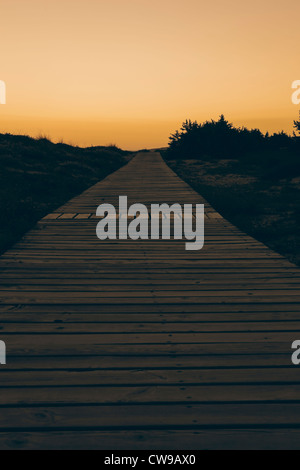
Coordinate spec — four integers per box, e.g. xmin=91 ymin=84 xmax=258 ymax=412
xmin=165 ymin=115 xmax=299 ymax=162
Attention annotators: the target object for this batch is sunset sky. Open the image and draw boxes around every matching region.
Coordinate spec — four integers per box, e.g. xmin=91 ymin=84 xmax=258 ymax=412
xmin=1 ymin=0 xmax=299 ymax=149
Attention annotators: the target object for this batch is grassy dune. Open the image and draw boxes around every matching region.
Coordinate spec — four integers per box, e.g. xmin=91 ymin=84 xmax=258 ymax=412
xmin=0 ymin=134 xmax=131 ymax=254
xmin=166 ymin=155 xmax=300 ymax=266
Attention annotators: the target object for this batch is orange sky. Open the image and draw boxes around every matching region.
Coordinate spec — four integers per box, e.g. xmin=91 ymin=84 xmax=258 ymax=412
xmin=1 ymin=0 xmax=299 ymax=149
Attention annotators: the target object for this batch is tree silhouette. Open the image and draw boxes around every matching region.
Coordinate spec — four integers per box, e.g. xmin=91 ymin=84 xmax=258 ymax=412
xmin=294 ymin=112 xmax=300 ymax=135
xmin=166 ymin=115 xmax=269 ymax=160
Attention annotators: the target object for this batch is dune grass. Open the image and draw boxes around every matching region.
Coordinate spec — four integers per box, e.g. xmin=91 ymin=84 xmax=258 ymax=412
xmin=165 ymin=154 xmax=300 ymax=266
xmin=0 ymin=133 xmax=131 ymax=254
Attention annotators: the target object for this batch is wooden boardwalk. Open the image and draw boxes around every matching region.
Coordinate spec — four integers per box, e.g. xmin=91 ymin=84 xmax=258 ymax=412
xmin=0 ymin=151 xmax=300 ymax=449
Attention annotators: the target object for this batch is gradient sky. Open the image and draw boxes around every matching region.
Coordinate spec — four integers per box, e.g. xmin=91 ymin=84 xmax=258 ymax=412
xmin=1 ymin=0 xmax=299 ymax=149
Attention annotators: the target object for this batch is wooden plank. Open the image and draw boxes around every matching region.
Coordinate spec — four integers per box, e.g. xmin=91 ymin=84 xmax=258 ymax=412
xmin=1 ymin=321 xmax=300 ymax=334
xmin=0 ymin=429 xmax=298 ymax=450
xmin=0 ymin=404 xmax=300 ymax=430
xmin=2 ymin=354 xmax=293 ymax=370
xmin=0 ymin=368 xmax=298 ymax=387
xmin=0 ymin=384 xmax=299 ymax=406
xmin=0 ymin=340 xmax=296 ymax=356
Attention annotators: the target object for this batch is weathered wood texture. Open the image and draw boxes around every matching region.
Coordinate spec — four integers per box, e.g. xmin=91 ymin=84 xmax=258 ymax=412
xmin=0 ymin=152 xmax=299 ymax=449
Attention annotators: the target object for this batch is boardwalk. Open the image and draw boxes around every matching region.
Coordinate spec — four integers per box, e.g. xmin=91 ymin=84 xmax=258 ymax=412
xmin=0 ymin=151 xmax=300 ymax=449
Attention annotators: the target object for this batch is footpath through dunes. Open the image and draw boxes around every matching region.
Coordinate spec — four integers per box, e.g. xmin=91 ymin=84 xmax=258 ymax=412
xmin=0 ymin=151 xmax=300 ymax=449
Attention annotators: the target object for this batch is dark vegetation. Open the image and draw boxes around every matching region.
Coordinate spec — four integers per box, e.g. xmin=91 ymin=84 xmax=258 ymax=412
xmin=0 ymin=133 xmax=130 ymax=254
xmin=165 ymin=114 xmax=300 ymax=162
xmin=163 ymin=113 xmax=300 ymax=265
